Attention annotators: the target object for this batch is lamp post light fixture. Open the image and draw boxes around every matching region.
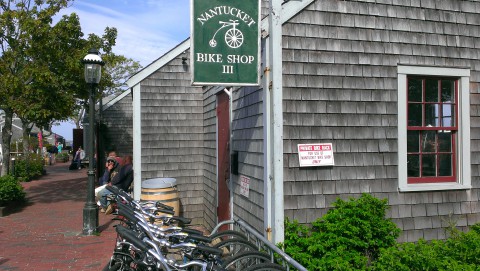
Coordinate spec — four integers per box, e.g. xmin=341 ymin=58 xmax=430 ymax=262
xmin=82 ymin=48 xmax=104 ymax=235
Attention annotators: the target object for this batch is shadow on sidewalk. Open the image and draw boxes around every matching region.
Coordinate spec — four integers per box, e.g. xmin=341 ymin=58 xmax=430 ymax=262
xmin=26 ymin=177 xmax=88 ymax=203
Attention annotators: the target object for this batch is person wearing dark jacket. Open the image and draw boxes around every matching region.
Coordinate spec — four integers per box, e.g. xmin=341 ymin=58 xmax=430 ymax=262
xmin=97 ymin=157 xmax=121 ymax=213
xmin=111 ymin=155 xmax=133 ymax=191
xmin=98 ymin=155 xmax=133 ymax=214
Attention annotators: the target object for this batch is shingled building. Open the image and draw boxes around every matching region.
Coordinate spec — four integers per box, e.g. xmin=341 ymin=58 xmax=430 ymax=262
xmin=123 ymin=0 xmax=480 ymax=243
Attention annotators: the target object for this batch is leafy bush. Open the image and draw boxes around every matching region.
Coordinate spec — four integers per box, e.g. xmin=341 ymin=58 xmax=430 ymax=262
xmin=372 ymin=226 xmax=480 ymax=271
xmin=55 ymin=152 xmax=69 ymax=162
xmin=0 ymin=175 xmax=26 ymax=207
xmin=282 ymin=193 xmax=480 ymax=271
xmin=13 ymin=153 xmax=45 ymax=182
xmin=282 ymin=194 xmax=400 ymax=271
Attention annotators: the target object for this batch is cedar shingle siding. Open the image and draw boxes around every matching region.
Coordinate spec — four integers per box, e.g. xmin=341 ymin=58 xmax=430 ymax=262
xmin=230 ymin=86 xmax=265 ymax=231
xmin=280 ymin=0 xmax=480 ymax=242
xmin=102 ymin=94 xmax=134 ymax=156
xmin=128 ymin=0 xmax=480 ymax=242
xmin=139 ymin=53 xmax=205 ymax=225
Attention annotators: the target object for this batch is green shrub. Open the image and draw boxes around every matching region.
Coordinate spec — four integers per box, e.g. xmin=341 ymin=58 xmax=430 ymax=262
xmin=372 ymin=229 xmax=480 ymax=271
xmin=0 ymin=175 xmax=26 ymax=207
xmin=55 ymin=152 xmax=69 ymax=162
xmin=282 ymin=194 xmax=400 ymax=271
xmin=282 ymin=217 xmax=312 ymax=267
xmin=13 ymin=153 xmax=45 ymax=182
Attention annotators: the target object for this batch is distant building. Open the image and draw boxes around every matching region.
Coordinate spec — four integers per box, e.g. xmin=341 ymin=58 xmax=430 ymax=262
xmin=0 ymin=110 xmax=65 ymax=152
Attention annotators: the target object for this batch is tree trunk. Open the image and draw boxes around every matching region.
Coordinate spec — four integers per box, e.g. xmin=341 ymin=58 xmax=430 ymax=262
xmin=1 ymin=109 xmax=13 ymax=177
xmin=21 ymin=121 xmax=33 ymax=155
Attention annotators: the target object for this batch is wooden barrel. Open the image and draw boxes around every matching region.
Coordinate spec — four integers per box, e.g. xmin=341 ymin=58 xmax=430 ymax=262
xmin=141 ymin=178 xmax=179 ymax=216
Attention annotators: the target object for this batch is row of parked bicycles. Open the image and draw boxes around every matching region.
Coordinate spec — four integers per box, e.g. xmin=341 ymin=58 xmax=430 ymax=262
xmin=102 ymin=185 xmax=294 ymax=271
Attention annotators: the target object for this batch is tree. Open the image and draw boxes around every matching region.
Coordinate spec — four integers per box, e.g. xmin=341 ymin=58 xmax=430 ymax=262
xmin=0 ymin=0 xmax=73 ymax=175
xmin=0 ymin=0 xmax=120 ymax=176
xmin=103 ymin=54 xmax=142 ymax=97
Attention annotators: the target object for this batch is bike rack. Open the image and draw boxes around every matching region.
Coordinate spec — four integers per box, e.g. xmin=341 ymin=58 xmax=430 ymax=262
xmin=211 ymin=217 xmax=308 ymax=271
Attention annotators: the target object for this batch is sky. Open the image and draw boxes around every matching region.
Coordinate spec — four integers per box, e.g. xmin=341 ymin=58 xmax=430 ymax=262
xmin=52 ymin=0 xmax=191 ymax=141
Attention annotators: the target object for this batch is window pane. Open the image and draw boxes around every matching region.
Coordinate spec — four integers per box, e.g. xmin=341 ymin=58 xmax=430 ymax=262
xmin=441 ymin=80 xmax=455 ymax=102
xmin=408 ymin=154 xmax=420 ymax=177
xmin=438 ymin=131 xmax=451 ymax=152
xmin=422 ymin=154 xmax=436 ymax=176
xmin=407 ymin=130 xmax=420 ymax=152
xmin=422 ymin=131 xmax=436 ymax=152
xmin=438 ymin=154 xmax=452 ymax=176
xmin=425 ymin=104 xmax=440 ymax=127
xmin=408 ymin=104 xmax=422 ymax=126
xmin=425 ymin=79 xmax=439 ymax=102
xmin=442 ymin=104 xmax=454 ymax=127
xmin=408 ymin=78 xmax=423 ymax=102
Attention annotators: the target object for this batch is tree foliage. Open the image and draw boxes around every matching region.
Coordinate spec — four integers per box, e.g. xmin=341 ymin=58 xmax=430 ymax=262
xmin=0 ymin=0 xmax=140 ymax=176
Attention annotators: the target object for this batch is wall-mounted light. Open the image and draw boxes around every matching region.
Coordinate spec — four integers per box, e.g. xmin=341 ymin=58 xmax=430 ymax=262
xmin=182 ymin=56 xmax=188 ymax=65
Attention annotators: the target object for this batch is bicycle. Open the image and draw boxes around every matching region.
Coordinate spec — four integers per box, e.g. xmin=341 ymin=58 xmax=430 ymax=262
xmin=103 ymin=186 xmax=286 ymax=270
xmin=209 ymin=20 xmax=244 ymax=49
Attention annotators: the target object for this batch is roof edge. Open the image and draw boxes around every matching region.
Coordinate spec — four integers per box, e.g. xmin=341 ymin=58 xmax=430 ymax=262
xmin=102 ymin=89 xmax=132 ymax=111
xmin=127 ymin=38 xmax=190 ymax=88
xmin=126 ymin=0 xmax=315 ymax=87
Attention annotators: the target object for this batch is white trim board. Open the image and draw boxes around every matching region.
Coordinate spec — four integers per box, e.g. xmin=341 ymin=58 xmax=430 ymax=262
xmin=126 ymin=0 xmax=315 ymax=87
xmin=397 ymin=65 xmax=471 ymax=192
xmin=127 ymin=39 xmax=190 ymax=88
xmin=102 ymin=89 xmax=132 ymax=112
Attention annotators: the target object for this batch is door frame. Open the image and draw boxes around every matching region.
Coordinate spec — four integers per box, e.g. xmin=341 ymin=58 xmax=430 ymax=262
xmin=216 ymin=88 xmax=233 ymax=226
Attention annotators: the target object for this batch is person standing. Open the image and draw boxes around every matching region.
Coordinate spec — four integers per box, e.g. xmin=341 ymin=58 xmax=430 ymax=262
xmin=48 ymin=144 xmax=58 ymax=165
xmin=57 ymin=142 xmax=63 ymax=153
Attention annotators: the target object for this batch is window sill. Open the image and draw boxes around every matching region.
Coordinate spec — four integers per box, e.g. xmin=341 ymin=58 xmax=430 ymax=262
xmin=399 ymin=183 xmax=471 ymax=192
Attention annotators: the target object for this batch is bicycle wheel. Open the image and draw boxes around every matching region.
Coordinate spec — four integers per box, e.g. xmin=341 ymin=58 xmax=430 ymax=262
xmin=225 ymin=28 xmax=243 ymax=48
xmin=210 ymin=230 xmax=248 ymax=246
xmin=243 ymin=263 xmax=287 ymax=271
xmin=102 ymin=258 xmax=125 ymax=271
xmin=222 ymin=251 xmax=272 ymax=270
xmin=213 ymin=238 xmax=257 ymax=259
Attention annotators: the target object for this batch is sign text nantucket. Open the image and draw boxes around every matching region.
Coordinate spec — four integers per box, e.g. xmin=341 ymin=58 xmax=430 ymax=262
xmin=191 ymin=0 xmax=260 ymax=86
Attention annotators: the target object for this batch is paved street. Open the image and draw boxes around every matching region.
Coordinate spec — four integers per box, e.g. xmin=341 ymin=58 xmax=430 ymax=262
xmin=0 ymin=162 xmax=117 ymax=270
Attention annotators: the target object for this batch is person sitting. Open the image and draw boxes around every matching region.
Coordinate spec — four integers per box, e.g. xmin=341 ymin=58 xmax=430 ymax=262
xmin=98 ymin=155 xmax=133 ymax=214
xmin=70 ymin=147 xmax=85 ymax=170
xmin=99 ymin=151 xmax=120 ymax=186
xmin=111 ymin=155 xmax=133 ymax=192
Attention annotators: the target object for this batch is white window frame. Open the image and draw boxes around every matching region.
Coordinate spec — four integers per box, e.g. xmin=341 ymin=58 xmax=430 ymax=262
xmin=397 ymin=65 xmax=471 ymax=192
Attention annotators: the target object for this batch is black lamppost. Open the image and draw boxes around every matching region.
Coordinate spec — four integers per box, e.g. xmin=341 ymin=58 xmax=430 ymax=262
xmin=82 ymin=48 xmax=104 ymax=235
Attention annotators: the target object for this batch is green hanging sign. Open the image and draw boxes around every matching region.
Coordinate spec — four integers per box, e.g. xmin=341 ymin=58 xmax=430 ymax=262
xmin=191 ymin=0 xmax=260 ymax=86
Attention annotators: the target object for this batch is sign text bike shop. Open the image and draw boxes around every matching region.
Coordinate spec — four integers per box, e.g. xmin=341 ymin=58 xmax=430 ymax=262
xmin=191 ymin=0 xmax=260 ymax=86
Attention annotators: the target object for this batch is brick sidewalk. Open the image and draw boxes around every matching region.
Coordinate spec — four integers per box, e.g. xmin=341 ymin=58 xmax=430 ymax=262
xmin=0 ymin=162 xmax=117 ymax=270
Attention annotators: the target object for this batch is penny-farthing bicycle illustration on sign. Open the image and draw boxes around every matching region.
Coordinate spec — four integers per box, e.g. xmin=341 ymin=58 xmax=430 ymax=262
xmin=209 ymin=19 xmax=244 ymax=48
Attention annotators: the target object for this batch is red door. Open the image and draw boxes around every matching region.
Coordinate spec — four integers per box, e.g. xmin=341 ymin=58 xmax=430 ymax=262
xmin=216 ymin=91 xmax=230 ymax=225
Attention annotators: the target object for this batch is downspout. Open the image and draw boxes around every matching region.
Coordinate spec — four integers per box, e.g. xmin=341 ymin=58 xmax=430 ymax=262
xmin=262 ymin=36 xmax=273 ymax=241
xmin=132 ymin=84 xmax=142 ymax=200
xmin=269 ymin=0 xmax=284 ymax=244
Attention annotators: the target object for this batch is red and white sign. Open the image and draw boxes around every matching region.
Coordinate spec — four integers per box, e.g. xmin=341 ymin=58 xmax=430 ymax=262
xmin=297 ymin=143 xmax=334 ymax=167
xmin=239 ymin=175 xmax=250 ymax=197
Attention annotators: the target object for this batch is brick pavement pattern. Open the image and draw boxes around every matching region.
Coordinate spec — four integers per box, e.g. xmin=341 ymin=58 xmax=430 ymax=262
xmin=0 ymin=163 xmax=117 ymax=270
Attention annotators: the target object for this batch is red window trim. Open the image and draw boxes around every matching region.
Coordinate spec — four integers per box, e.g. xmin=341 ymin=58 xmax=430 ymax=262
xmin=406 ymin=77 xmax=458 ymax=184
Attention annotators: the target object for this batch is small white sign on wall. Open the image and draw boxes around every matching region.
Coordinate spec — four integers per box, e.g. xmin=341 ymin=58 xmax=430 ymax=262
xmin=297 ymin=143 xmax=334 ymax=167
xmin=239 ymin=175 xmax=250 ymax=197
